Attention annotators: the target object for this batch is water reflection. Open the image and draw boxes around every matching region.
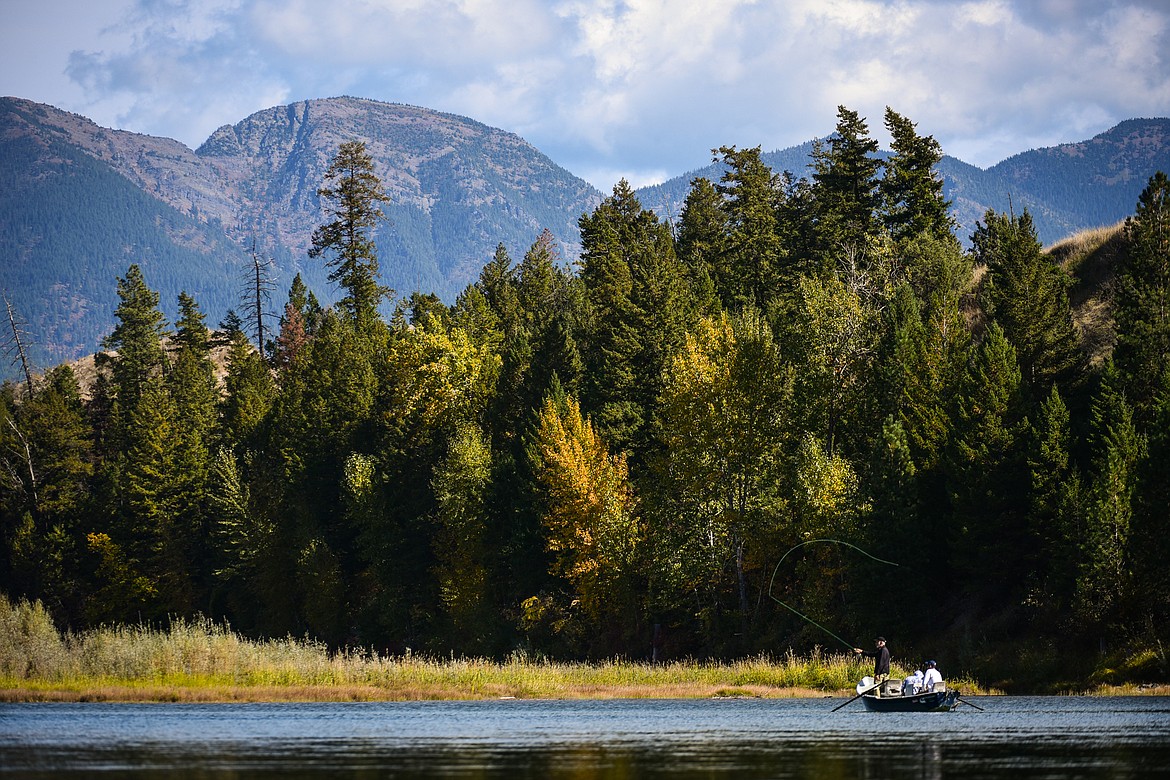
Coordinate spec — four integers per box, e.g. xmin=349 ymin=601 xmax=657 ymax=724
xmin=2 ymin=697 xmax=1169 ymax=778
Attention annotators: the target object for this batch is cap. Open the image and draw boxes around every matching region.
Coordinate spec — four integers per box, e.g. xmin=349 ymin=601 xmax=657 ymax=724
xmin=926 ymin=660 xmax=936 ymax=667
xmin=876 ymin=636 xmax=886 ymax=643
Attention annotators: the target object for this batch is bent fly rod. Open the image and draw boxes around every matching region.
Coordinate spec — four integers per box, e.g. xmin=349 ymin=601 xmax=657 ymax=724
xmin=766 ymin=538 xmax=899 ymax=651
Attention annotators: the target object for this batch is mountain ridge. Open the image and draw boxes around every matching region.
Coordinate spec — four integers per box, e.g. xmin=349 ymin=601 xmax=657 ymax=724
xmin=0 ymin=95 xmax=603 ymax=377
xmin=1 ymin=96 xmax=1167 ymax=380
xmin=634 ymin=117 xmax=1170 ymax=246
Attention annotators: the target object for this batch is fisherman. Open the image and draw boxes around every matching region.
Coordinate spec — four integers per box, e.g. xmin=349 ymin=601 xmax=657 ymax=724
xmin=902 ymin=668 xmax=925 ymax=695
xmin=854 ymin=636 xmax=891 ymax=695
xmin=923 ymin=660 xmax=943 ymax=691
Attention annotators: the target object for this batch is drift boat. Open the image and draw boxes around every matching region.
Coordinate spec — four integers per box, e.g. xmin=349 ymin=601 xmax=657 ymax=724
xmin=856 ymin=676 xmax=961 ymax=712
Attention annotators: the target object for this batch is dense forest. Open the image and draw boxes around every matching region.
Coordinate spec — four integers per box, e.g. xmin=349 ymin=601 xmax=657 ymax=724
xmin=2 ymin=107 xmax=1168 ymax=688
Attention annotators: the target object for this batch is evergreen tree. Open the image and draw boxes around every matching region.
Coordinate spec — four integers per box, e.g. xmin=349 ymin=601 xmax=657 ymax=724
xmin=1025 ymin=385 xmax=1082 ymax=621
xmin=859 ymin=415 xmax=924 ymax=633
xmin=99 ymin=264 xmax=168 ymax=443
xmin=309 ymin=140 xmax=391 ymax=323
xmin=973 ymin=209 xmax=1081 ymax=400
xmin=1077 ymin=363 xmax=1144 ymax=627
xmin=219 ymin=330 xmax=275 ymax=450
xmin=516 ymin=230 xmax=584 ymax=406
xmin=0 ymin=366 xmax=92 ymax=620
xmin=207 ymin=447 xmax=286 ymax=632
xmin=578 ymin=181 xmax=687 ymax=457
xmin=947 ymin=323 xmax=1030 ymax=610
xmin=165 ymin=294 xmax=218 ymax=612
xmin=811 ymin=106 xmax=883 ymax=257
xmin=1132 ymin=365 xmax=1170 ymax=640
xmin=714 ymin=147 xmax=783 ymax=310
xmin=880 ymin=108 xmax=954 ymax=244
xmin=119 ymin=374 xmax=184 ymax=616
xmin=273 ymin=275 xmax=322 ymax=373
xmin=477 ymin=243 xmax=520 ymax=323
xmin=674 ymin=176 xmax=724 ymax=315
xmin=475 ymin=237 xmax=571 ymax=631
xmin=1115 ymin=171 xmax=1170 ymax=413
xmin=879 ymin=283 xmax=951 ymax=470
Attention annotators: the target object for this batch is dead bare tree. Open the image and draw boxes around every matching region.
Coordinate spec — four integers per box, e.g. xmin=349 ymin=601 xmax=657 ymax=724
xmin=2 ymin=292 xmax=35 ymax=400
xmin=239 ymin=240 xmax=277 ymax=357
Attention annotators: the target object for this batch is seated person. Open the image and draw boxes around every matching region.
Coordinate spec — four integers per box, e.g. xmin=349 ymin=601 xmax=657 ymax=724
xmin=923 ymin=660 xmax=943 ymax=691
xmin=902 ymin=669 xmax=924 ymax=695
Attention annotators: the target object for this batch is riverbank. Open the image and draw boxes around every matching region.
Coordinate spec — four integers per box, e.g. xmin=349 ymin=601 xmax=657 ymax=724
xmin=2 ymin=595 xmax=1008 ymax=703
xmin=0 ymin=679 xmax=857 ymax=703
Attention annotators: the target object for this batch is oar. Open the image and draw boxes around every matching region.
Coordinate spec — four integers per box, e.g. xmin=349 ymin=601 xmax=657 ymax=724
xmin=831 ymin=682 xmax=879 ymax=712
xmin=956 ymin=696 xmax=985 ymax=711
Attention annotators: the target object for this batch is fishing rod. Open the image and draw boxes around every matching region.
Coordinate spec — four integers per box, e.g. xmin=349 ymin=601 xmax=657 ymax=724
xmin=766 ymin=538 xmax=899 ymax=651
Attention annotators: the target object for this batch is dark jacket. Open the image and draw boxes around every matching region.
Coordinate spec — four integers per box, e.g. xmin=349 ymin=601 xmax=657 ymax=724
xmin=860 ymin=645 xmax=890 ymax=677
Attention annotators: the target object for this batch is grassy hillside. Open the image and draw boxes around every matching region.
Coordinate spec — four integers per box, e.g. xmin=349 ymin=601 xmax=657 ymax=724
xmin=1048 ymin=221 xmax=1129 ymax=368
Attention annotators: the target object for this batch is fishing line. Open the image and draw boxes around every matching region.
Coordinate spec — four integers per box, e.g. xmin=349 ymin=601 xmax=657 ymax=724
xmin=767 ymin=538 xmax=899 ymax=651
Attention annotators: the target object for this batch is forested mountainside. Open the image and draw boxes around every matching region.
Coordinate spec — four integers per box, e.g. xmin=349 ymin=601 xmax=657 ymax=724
xmin=0 ymin=96 xmax=601 ymax=377
xmin=0 ymin=104 xmax=244 ymax=370
xmin=636 ymin=118 xmax=1170 ymax=247
xmin=3 ymin=104 xmax=1168 ymax=690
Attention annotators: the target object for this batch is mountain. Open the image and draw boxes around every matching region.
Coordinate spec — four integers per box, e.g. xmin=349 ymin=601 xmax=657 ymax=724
xmin=0 ymin=96 xmax=602 ymax=377
xmin=2 ymin=96 xmax=1168 ymax=381
xmin=634 ymin=119 xmax=1170 ymax=246
xmin=0 ymin=100 xmax=246 ymax=371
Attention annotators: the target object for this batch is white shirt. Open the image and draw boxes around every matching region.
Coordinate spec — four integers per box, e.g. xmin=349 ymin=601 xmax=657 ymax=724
xmin=923 ymin=668 xmax=943 ymax=690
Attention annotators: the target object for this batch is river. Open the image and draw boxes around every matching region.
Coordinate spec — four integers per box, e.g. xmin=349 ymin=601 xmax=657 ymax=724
xmin=2 ymin=696 xmax=1168 ymax=778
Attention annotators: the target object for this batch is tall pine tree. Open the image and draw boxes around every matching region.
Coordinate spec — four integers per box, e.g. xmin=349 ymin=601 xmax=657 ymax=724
xmin=310 ymin=141 xmax=391 ymax=324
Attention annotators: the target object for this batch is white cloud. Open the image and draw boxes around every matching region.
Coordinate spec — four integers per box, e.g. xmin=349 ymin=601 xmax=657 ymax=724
xmin=0 ymin=0 xmax=1166 ymax=174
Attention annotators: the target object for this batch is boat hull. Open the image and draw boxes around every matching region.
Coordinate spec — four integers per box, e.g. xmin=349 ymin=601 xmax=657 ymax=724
xmin=860 ymin=689 xmax=959 ymax=712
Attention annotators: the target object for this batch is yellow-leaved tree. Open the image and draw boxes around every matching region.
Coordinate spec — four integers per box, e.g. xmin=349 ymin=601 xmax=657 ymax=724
xmin=534 ymin=395 xmax=640 ymax=632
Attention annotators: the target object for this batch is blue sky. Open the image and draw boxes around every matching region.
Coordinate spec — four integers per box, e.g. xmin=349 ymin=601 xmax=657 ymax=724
xmin=2 ymin=0 xmax=1168 ymax=190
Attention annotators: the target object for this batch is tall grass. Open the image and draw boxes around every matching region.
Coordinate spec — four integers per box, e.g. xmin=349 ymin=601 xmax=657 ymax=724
xmin=1046 ymin=221 xmax=1125 ymax=269
xmin=0 ymin=595 xmax=964 ymax=701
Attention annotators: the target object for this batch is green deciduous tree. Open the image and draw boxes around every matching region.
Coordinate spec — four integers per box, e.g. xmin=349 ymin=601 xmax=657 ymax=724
xmin=431 ymin=421 xmax=496 ymax=651
xmin=649 ymin=311 xmax=792 ymax=644
xmin=795 ymin=251 xmax=890 ymax=457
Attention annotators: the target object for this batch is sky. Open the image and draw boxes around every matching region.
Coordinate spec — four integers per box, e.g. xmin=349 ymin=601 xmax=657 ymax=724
xmin=2 ymin=0 xmax=1168 ymax=191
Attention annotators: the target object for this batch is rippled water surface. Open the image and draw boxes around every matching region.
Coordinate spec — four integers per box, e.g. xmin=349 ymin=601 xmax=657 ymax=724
xmin=2 ymin=696 xmax=1169 ymax=778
